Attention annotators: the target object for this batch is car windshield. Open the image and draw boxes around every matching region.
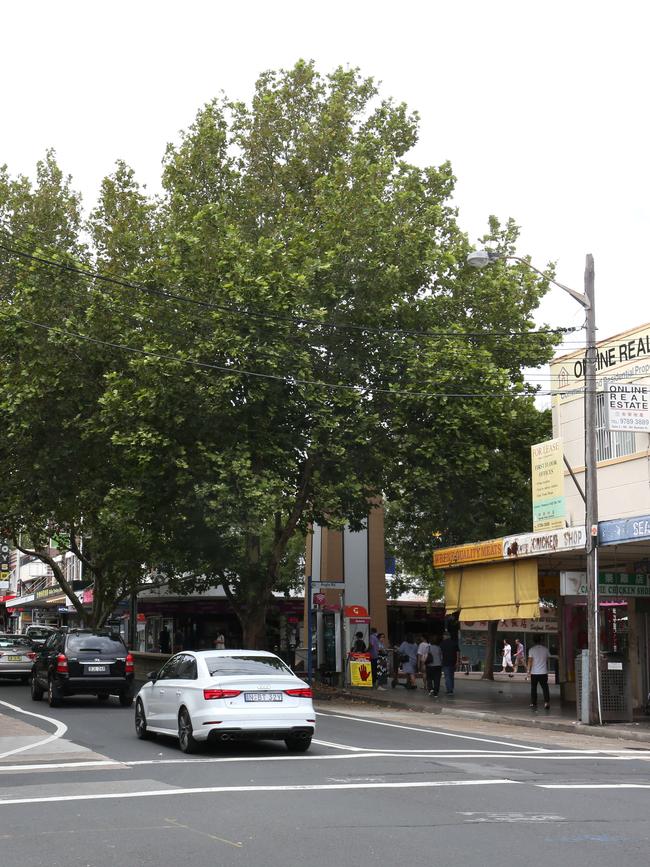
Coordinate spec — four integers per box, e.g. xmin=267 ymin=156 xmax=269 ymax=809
xmin=205 ymin=655 xmax=292 ymax=677
xmin=67 ymin=636 xmax=125 ymax=654
xmin=0 ymin=635 xmax=32 ymax=648
xmin=28 ymin=628 xmax=53 ymax=638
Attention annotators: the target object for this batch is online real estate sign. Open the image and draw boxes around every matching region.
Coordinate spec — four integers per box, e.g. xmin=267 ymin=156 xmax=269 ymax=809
xmin=605 ymin=380 xmax=650 ymax=433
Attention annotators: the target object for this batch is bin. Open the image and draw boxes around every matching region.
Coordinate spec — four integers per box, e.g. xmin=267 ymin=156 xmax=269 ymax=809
xmin=575 ymin=650 xmax=632 ymax=722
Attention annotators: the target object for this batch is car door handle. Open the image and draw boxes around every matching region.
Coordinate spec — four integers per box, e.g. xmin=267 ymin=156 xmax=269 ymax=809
xmin=176 ymin=690 xmax=182 ymax=696
xmin=158 ymin=689 xmax=165 ymax=695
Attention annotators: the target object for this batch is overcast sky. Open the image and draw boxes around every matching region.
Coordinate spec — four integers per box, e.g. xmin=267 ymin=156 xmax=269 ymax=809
xmin=3 ymin=0 xmax=648 ymax=357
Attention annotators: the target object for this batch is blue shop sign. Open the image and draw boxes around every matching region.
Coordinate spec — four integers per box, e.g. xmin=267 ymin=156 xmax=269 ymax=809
xmin=600 ymin=515 xmax=650 ymax=545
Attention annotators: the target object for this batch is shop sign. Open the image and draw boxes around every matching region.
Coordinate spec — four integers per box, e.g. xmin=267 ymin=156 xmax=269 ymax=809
xmin=433 ymin=539 xmax=503 ymax=568
xmin=605 ymin=381 xmax=650 ymax=432
xmin=561 ymin=571 xmax=650 ymax=597
xmin=531 ymin=438 xmax=565 ymax=532
xmin=503 ymin=526 xmax=586 ymax=558
xmin=5 ymin=593 xmax=35 ymax=608
xmin=462 ymin=615 xmax=558 ymax=633
xmin=599 ymin=515 xmax=650 ymax=545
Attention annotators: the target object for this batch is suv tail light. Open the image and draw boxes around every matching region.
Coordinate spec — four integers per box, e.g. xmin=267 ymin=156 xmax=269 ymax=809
xmin=125 ymin=653 xmax=134 ymax=674
xmin=284 ymin=687 xmax=313 ymax=698
xmin=203 ymin=688 xmax=241 ymax=700
xmin=56 ymin=653 xmax=68 ymax=674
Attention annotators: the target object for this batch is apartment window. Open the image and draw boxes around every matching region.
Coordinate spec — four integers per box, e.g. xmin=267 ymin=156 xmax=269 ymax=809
xmin=596 ymin=392 xmax=636 ymax=461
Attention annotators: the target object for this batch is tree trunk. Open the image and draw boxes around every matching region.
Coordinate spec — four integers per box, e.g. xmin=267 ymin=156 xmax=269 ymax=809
xmin=239 ymin=603 xmax=268 ymax=649
xmin=482 ymin=620 xmax=498 ymax=680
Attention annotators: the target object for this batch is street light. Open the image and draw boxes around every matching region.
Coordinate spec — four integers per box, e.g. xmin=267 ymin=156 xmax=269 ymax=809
xmin=468 ymin=250 xmax=601 ymax=725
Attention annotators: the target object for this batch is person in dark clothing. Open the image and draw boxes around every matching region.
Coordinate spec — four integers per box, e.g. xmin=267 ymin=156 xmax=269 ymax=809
xmin=440 ymin=632 xmax=460 ymax=695
xmin=158 ymin=626 xmax=171 ymax=654
xmin=351 ymin=631 xmax=367 ymax=653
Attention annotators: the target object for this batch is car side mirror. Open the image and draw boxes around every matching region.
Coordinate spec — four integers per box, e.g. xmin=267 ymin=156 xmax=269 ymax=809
xmin=147 ymin=670 xmax=158 ymax=682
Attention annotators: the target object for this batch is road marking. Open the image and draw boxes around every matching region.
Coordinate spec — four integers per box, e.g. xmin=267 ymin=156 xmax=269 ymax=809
xmin=316 ymin=711 xmax=545 ymax=750
xmin=539 ymin=783 xmax=650 ymax=789
xmin=164 ymin=817 xmax=242 ymax=848
xmin=0 ymin=700 xmax=67 ymax=760
xmin=2 ymin=748 xmax=649 ymax=773
xmin=460 ymin=812 xmax=565 ymax=823
xmin=0 ymin=778 xmax=519 ymax=806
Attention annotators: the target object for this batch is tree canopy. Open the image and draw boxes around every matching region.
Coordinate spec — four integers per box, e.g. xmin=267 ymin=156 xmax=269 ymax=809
xmin=0 ymin=61 xmax=560 ymax=642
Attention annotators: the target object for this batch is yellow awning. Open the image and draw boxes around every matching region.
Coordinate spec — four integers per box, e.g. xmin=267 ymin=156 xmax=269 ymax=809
xmin=445 ymin=560 xmax=540 ymax=621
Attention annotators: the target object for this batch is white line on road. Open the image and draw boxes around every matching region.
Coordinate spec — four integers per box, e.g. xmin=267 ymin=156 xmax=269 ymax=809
xmin=0 ymin=778 xmax=520 ymax=807
xmin=0 ymin=700 xmax=67 ymax=760
xmin=315 ymin=711 xmax=545 ymax=751
xmin=539 ymin=783 xmax=650 ymax=789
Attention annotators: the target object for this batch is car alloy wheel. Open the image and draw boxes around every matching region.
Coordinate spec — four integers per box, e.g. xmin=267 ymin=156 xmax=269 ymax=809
xmin=134 ymin=699 xmax=151 ymax=740
xmin=178 ymin=708 xmax=198 ymax=754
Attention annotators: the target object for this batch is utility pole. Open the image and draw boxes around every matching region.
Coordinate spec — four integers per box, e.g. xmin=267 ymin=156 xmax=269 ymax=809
xmin=583 ymin=254 xmax=601 ymax=724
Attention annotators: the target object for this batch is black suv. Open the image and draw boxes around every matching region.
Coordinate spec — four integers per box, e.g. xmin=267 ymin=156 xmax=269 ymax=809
xmin=30 ymin=629 xmax=134 ymax=707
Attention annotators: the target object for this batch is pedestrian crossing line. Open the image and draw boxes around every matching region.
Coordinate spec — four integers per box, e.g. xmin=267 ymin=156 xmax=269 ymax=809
xmin=0 ymin=778 xmax=521 ymax=806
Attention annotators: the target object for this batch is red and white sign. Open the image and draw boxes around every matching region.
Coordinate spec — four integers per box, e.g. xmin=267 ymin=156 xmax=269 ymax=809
xmin=344 ymin=604 xmax=368 ymax=618
xmin=313 ymin=593 xmax=327 ymax=607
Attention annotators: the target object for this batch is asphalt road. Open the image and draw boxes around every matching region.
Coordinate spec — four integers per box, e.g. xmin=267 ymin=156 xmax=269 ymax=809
xmin=1 ymin=681 xmax=650 ymax=867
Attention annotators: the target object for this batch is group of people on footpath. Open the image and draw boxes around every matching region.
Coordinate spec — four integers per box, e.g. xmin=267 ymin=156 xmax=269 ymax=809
xmin=351 ymin=628 xmax=390 ymax=689
xmin=396 ymin=632 xmax=461 ymax=696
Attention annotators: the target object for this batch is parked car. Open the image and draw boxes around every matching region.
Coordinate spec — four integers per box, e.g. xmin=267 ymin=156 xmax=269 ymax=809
xmin=0 ymin=634 xmax=37 ymax=682
xmin=22 ymin=625 xmax=58 ymax=647
xmin=134 ymin=649 xmax=315 ymax=753
xmin=30 ymin=628 xmax=134 ymax=707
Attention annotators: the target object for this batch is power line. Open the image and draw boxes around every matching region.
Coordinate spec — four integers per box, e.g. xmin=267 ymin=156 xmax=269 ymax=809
xmin=0 ymin=241 xmax=584 ymax=342
xmin=0 ymin=309 xmax=610 ymax=399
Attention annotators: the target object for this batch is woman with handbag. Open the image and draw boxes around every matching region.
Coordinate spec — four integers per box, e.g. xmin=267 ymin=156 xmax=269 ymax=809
xmin=398 ymin=633 xmax=418 ymax=689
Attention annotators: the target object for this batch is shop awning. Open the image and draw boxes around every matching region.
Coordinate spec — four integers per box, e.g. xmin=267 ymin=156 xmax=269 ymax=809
xmin=445 ymin=560 xmax=540 ymax=620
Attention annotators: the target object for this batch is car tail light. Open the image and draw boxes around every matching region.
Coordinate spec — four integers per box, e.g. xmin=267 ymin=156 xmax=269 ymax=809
xmin=284 ymin=687 xmax=313 ymax=698
xmin=203 ymin=688 xmax=241 ymax=700
xmin=56 ymin=653 xmax=68 ymax=673
xmin=27 ymin=652 xmax=36 ymax=661
xmin=125 ymin=653 xmax=134 ymax=674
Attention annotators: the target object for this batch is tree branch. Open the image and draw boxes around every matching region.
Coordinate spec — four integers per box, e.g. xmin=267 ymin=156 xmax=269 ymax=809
xmin=12 ymin=537 xmax=86 ymax=621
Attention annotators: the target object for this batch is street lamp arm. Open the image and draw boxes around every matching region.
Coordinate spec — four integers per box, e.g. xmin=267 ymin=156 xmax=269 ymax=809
xmin=472 ymin=250 xmax=591 ymax=310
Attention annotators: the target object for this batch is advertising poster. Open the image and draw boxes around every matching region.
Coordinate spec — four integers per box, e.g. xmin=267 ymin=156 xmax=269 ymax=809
xmin=531 ymin=438 xmax=565 ymax=532
xmin=348 ymin=652 xmax=373 ymax=687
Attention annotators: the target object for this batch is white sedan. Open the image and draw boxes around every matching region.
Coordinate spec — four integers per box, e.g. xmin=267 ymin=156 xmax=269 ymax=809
xmin=134 ymin=649 xmax=315 ymax=753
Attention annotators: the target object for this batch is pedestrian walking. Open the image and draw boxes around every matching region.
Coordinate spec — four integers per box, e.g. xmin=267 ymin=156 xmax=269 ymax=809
xmin=398 ymin=633 xmax=418 ymax=689
xmin=440 ymin=631 xmax=460 ymax=695
xmin=502 ymin=638 xmax=513 ymax=676
xmin=426 ymin=635 xmax=443 ymax=697
xmin=527 ymin=634 xmax=551 ymax=709
xmin=368 ymin=627 xmax=381 ymax=687
xmin=417 ymin=634 xmax=430 ymax=680
xmin=214 ymin=632 xmax=226 ymax=650
xmin=513 ymin=638 xmax=526 ymax=673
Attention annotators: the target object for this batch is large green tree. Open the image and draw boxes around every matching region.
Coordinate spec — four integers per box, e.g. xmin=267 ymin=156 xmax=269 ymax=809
xmin=1 ymin=62 xmax=560 ymax=645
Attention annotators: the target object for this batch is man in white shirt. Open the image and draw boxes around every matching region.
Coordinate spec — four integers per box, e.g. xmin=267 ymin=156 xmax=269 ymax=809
xmin=527 ymin=635 xmax=551 ymax=710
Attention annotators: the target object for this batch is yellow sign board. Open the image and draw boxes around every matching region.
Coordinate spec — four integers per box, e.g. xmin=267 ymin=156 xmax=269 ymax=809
xmin=531 ymin=438 xmax=565 ymax=532
xmin=433 ymin=539 xmax=503 ymax=569
xmin=349 ymin=654 xmax=373 ymax=687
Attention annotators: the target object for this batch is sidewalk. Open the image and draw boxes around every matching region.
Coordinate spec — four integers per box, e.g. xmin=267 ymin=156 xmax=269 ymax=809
xmin=314 ymin=671 xmax=650 ymax=744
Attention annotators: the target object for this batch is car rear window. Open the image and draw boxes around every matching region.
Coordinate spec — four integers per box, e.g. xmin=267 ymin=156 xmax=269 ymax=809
xmin=28 ymin=628 xmax=54 ymax=638
xmin=0 ymin=635 xmax=32 ymax=648
xmin=205 ymin=655 xmax=292 ymax=677
xmin=67 ymin=636 xmax=126 ymax=654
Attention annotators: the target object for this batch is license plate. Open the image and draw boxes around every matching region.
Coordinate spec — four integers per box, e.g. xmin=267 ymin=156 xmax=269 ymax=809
xmin=244 ymin=692 xmax=282 ymax=702
xmin=86 ymin=666 xmax=108 ymax=674
xmin=7 ymin=655 xmax=22 ymax=662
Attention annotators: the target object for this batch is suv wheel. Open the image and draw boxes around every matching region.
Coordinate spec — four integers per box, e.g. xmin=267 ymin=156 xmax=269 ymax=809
xmin=48 ymin=677 xmax=63 ymax=708
xmin=31 ymin=674 xmax=44 ymax=701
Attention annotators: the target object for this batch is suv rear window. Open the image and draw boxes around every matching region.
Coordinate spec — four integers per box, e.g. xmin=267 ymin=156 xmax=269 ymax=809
xmin=204 ymin=655 xmax=292 ymax=677
xmin=67 ymin=635 xmax=126 ymax=654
